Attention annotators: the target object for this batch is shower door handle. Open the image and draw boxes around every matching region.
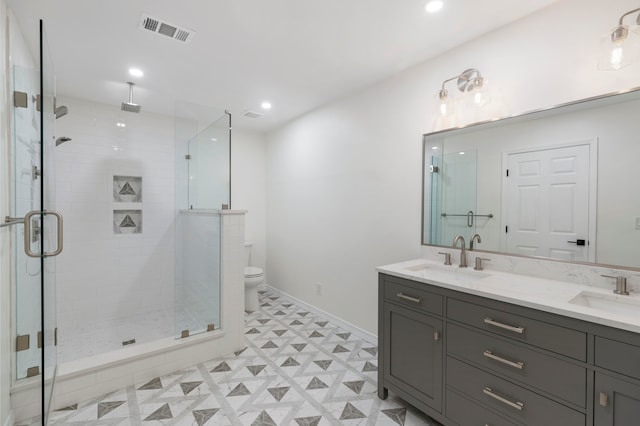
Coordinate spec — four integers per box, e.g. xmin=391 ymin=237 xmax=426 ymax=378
xmin=24 ymin=210 xmax=64 ymax=258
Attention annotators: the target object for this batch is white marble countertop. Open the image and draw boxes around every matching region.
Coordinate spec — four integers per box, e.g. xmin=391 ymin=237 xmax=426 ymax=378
xmin=378 ymin=259 xmax=640 ymax=334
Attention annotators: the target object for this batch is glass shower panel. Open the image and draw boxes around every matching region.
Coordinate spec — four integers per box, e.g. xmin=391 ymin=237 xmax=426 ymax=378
xmin=187 ymin=113 xmax=230 ymax=209
xmin=12 ymin=65 xmax=42 ymax=381
xmin=175 ymin=210 xmax=221 ymax=337
xmin=438 ymin=150 xmax=478 ymax=245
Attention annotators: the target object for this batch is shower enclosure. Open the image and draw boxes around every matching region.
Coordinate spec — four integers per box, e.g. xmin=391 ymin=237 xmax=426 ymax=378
xmin=8 ymin=23 xmax=233 ymax=420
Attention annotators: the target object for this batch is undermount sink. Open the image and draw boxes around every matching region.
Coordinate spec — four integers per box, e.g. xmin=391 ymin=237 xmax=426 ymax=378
xmin=568 ymin=291 xmax=640 ymax=316
xmin=404 ymin=263 xmax=490 ymax=280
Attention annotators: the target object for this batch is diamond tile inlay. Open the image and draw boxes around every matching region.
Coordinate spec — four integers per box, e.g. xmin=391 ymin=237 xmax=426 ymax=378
xmin=295 ymin=416 xmax=322 ymax=426
xmin=227 ymin=383 xmax=251 ymax=397
xmin=251 ymin=410 xmax=277 ymax=426
xmin=247 ymin=364 xmax=267 ymax=376
xmin=267 ymin=386 xmax=290 ymax=401
xmin=211 ymin=361 xmax=232 ymax=373
xmin=97 ymin=401 xmax=125 ymax=419
xmin=343 ymin=380 xmax=365 ymax=394
xmin=281 ymin=356 xmax=300 ymax=367
xmin=180 ymin=381 xmax=203 ymax=395
xmin=144 ymin=403 xmax=173 ymax=421
xmin=313 ymin=360 xmax=332 ymax=371
xmin=137 ymin=377 xmax=162 ymax=390
xmin=340 ymin=402 xmax=366 ymax=420
xmin=193 ymin=408 xmax=219 ymax=426
xmin=306 ymin=377 xmax=329 ymax=390
xmin=291 ymin=343 xmax=307 ymax=352
xmin=382 ymin=407 xmax=408 ymax=426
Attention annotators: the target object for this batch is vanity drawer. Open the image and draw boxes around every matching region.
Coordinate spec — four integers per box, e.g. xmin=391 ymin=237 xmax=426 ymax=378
xmin=447 ymin=357 xmax=585 ymax=426
xmin=447 ymin=323 xmax=586 ymax=407
xmin=595 ymin=336 xmax=640 ymax=380
xmin=446 ymin=388 xmax=524 ymax=426
xmin=384 ymin=278 xmax=443 ymax=316
xmin=447 ymin=298 xmax=586 ymax=361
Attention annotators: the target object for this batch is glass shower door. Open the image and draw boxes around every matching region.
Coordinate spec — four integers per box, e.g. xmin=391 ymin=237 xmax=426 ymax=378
xmin=11 ymin=20 xmax=60 ymax=425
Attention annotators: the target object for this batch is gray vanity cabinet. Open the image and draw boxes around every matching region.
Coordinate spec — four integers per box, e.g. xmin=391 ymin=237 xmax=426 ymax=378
xmin=593 ymin=336 xmax=640 ymax=425
xmin=378 ymin=275 xmax=444 ymax=419
xmin=378 ymin=272 xmax=640 ymax=426
xmin=594 ymin=373 xmax=640 ymax=425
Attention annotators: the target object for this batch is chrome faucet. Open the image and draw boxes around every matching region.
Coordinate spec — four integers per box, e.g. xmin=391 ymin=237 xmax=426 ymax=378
xmin=470 ymin=233 xmax=481 ymax=250
xmin=452 ymin=235 xmax=467 ymax=268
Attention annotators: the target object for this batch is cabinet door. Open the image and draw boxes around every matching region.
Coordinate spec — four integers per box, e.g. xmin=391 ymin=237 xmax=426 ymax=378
xmin=595 ymin=373 xmax=640 ymax=425
xmin=383 ymin=303 xmax=443 ymax=411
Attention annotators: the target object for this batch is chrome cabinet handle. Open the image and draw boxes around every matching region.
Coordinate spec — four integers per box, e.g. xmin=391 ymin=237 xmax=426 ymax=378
xmin=24 ymin=210 xmax=64 ymax=258
xmin=483 ymin=387 xmax=524 ymax=411
xmin=484 ymin=317 xmax=525 ymax=334
xmin=599 ymin=392 xmax=608 ymax=407
xmin=396 ymin=293 xmax=422 ymax=304
xmin=483 ymin=350 xmax=525 ymax=370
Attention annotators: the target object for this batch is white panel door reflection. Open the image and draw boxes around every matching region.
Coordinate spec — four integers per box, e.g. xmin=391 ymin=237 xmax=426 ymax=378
xmin=504 ymin=143 xmax=594 ymax=262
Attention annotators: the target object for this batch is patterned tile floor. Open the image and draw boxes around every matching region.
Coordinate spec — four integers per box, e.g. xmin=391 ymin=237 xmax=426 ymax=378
xmin=31 ymin=290 xmax=440 ymax=425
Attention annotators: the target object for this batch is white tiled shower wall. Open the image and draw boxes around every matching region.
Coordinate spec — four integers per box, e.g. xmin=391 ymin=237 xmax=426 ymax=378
xmin=54 ymin=96 xmax=176 ymax=346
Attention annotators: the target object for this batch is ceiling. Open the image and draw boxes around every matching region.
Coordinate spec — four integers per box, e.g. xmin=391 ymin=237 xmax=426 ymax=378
xmin=7 ymin=0 xmax=559 ymax=132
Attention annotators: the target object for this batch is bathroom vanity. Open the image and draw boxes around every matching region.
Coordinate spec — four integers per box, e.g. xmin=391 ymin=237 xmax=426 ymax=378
xmin=377 ymin=260 xmax=640 ymax=426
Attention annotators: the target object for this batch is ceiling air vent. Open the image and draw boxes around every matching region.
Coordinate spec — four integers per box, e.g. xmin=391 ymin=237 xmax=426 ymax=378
xmin=138 ymin=14 xmax=195 ymax=44
xmin=242 ymin=110 xmax=263 ymax=119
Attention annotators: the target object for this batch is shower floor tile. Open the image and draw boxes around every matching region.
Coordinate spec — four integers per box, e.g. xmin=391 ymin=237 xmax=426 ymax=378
xmin=28 ymin=290 xmax=441 ymax=426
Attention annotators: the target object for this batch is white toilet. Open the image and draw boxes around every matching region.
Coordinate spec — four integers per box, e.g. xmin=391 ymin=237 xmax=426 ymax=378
xmin=244 ymin=242 xmax=264 ymax=311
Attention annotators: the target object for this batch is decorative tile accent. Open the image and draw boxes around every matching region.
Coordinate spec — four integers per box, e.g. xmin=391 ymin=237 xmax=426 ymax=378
xmin=113 ymin=175 xmax=142 ymax=203
xmin=179 ymin=381 xmax=202 ymax=395
xmin=113 ymin=209 xmax=142 ymax=234
xmin=46 ymin=289 xmax=439 ymax=426
xmin=137 ymin=377 xmax=162 ymax=390
xmin=340 ymin=402 xmax=366 ymax=420
xmin=143 ymin=403 xmax=172 ymax=421
xmin=193 ymin=408 xmax=219 ymax=425
xmin=97 ymin=401 xmax=125 ymax=418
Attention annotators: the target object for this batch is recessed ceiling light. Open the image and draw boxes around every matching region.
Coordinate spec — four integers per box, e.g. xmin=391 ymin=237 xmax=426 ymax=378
xmin=211 ymin=137 xmax=217 ymax=142
xmin=261 ymin=101 xmax=272 ymax=110
xmin=129 ymin=68 xmax=144 ymax=77
xmin=425 ymin=0 xmax=443 ymax=13
xmin=116 ymin=122 xmax=126 ymax=127
xmin=431 ymin=146 xmax=439 ymax=150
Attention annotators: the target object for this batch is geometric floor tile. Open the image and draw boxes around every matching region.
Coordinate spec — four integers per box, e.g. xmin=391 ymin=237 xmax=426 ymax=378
xmin=143 ymin=403 xmax=172 ymax=421
xmin=45 ymin=289 xmax=439 ymax=426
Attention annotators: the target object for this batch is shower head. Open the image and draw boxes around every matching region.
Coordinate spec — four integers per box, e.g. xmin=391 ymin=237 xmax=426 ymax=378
xmin=55 ymin=105 xmax=68 ymax=119
xmin=55 ymin=136 xmax=72 ymax=146
xmin=121 ymin=82 xmax=141 ymax=113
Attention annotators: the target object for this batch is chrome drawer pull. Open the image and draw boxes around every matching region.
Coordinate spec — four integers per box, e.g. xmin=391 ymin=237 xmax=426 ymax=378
xmin=483 ymin=387 xmax=524 ymax=411
xmin=483 ymin=350 xmax=525 ymax=370
xmin=396 ymin=293 xmax=422 ymax=304
xmin=484 ymin=317 xmax=525 ymax=334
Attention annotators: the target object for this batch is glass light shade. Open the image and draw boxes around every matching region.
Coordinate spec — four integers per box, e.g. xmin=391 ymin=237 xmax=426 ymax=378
xmin=598 ymin=26 xmax=640 ymax=70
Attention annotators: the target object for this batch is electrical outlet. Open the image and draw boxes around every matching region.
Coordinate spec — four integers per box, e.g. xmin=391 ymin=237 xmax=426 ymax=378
xmin=636 ymin=216 xmax=640 ymax=230
xmin=316 ymin=282 xmax=323 ymax=296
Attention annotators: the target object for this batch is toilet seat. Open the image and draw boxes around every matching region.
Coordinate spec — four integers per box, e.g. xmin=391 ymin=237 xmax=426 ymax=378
xmin=244 ymin=266 xmax=263 ymax=278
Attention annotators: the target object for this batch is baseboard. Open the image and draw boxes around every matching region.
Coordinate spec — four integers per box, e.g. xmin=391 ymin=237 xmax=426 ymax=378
xmin=266 ymin=285 xmax=377 ymax=345
xmin=4 ymin=410 xmax=14 ymax=426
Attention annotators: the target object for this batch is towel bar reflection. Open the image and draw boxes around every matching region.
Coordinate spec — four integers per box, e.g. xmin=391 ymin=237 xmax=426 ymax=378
xmin=441 ymin=211 xmax=494 ymax=227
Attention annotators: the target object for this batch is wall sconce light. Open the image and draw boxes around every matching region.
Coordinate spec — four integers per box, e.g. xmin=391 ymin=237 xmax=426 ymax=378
xmin=437 ymin=68 xmax=487 ymax=117
xmin=599 ymin=8 xmax=640 ymax=70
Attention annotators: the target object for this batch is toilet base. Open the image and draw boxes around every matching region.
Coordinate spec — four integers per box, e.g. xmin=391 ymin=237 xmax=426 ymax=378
xmin=244 ymin=282 xmax=260 ymax=311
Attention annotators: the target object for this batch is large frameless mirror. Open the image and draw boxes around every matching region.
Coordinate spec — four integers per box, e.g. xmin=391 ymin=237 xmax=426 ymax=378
xmin=422 ymin=87 xmax=640 ymax=270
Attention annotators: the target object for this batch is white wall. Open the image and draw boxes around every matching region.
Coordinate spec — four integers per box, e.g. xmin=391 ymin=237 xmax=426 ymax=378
xmin=231 ymin=129 xmax=267 ymax=272
xmin=265 ymin=0 xmax=640 ymax=335
xmin=55 ymin=96 xmax=176 ymax=358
